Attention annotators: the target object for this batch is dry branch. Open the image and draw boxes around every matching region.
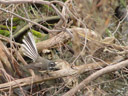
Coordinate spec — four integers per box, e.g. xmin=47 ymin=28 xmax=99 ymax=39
xmin=63 ymin=59 xmax=128 ymax=96
xmin=0 ymin=61 xmax=108 ymax=91
xmin=0 ymin=0 xmax=65 ymax=33
xmin=0 ymin=41 xmax=13 ymax=74
xmin=13 ymin=16 xmax=60 ymax=39
xmin=0 ymin=7 xmax=60 ymax=33
xmin=36 ymin=27 xmax=128 ymax=52
xmin=37 ymin=31 xmax=71 ymax=51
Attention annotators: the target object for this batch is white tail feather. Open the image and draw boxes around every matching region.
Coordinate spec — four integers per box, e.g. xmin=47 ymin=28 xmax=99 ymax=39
xmin=22 ymin=32 xmax=39 ymax=62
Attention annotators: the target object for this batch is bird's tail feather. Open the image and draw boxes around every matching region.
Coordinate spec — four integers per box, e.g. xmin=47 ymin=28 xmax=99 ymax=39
xmin=22 ymin=32 xmax=38 ymax=62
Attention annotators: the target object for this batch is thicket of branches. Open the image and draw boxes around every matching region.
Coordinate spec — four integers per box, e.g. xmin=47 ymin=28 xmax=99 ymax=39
xmin=0 ymin=0 xmax=128 ymax=96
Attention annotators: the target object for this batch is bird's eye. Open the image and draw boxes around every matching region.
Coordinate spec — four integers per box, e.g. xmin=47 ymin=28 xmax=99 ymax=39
xmin=50 ymin=62 xmax=55 ymax=67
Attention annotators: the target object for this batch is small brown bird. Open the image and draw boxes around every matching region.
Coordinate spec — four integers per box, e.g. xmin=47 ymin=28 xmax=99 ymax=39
xmin=22 ymin=32 xmax=56 ymax=70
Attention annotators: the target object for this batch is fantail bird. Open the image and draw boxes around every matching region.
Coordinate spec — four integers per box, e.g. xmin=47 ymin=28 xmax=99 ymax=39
xmin=22 ymin=32 xmax=56 ymax=71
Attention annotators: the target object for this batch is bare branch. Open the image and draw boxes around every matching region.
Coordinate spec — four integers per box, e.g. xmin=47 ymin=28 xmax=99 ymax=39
xmin=0 ymin=7 xmax=60 ymax=33
xmin=0 ymin=0 xmax=66 ymax=31
xmin=0 ymin=61 xmax=107 ymax=91
xmin=63 ymin=59 xmax=128 ymax=96
xmin=0 ymin=0 xmax=50 ymax=5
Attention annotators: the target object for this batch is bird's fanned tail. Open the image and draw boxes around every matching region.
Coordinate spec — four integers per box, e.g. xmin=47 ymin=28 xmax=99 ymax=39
xmin=22 ymin=32 xmax=38 ymax=62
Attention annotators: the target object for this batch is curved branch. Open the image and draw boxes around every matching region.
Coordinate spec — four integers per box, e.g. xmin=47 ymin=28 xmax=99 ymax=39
xmin=37 ymin=31 xmax=71 ymax=51
xmin=0 ymin=8 xmax=60 ymax=33
xmin=63 ymin=59 xmax=128 ymax=96
xmin=0 ymin=0 xmax=65 ymax=31
xmin=13 ymin=16 xmax=60 ymax=39
xmin=0 ymin=61 xmax=106 ymax=91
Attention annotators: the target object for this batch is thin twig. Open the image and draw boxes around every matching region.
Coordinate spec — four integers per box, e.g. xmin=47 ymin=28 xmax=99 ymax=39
xmin=0 ymin=7 xmax=60 ymax=33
